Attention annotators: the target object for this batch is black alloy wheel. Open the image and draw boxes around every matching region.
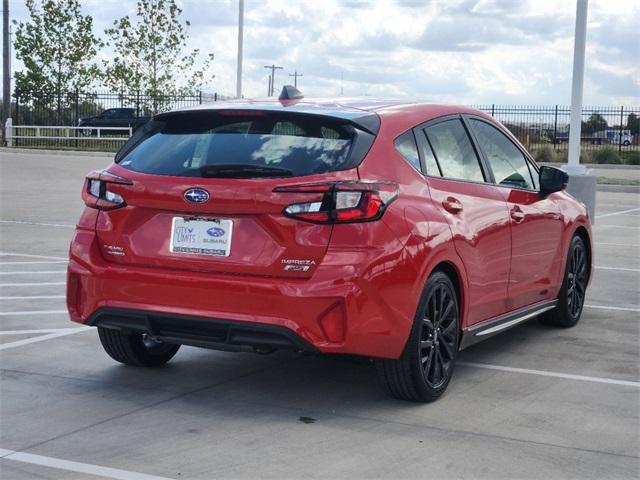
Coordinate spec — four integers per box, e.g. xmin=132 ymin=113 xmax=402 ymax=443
xmin=376 ymin=271 xmax=460 ymax=402
xmin=541 ymin=235 xmax=588 ymax=328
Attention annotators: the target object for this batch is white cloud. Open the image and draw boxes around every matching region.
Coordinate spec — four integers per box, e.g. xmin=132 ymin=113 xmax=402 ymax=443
xmin=6 ymin=0 xmax=639 ymax=105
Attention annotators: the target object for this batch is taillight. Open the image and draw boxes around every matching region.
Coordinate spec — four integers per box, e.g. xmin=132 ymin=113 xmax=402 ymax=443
xmin=274 ymin=181 xmax=398 ymax=224
xmin=82 ymin=170 xmax=132 ymax=210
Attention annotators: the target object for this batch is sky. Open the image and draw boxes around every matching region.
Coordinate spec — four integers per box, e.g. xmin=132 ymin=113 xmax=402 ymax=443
xmin=7 ymin=0 xmax=640 ymax=106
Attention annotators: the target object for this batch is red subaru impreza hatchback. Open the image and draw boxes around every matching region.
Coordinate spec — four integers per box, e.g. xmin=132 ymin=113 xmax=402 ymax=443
xmin=67 ymin=90 xmax=592 ymax=402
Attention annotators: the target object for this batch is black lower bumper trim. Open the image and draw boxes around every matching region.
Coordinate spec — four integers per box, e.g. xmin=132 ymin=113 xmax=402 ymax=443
xmin=87 ymin=308 xmax=319 ymax=354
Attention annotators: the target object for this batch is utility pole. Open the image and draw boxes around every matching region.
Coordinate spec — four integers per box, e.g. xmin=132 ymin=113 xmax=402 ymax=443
xmin=235 ymin=0 xmax=244 ymax=98
xmin=2 ymin=0 xmax=9 ymax=126
xmin=263 ymin=64 xmax=283 ymax=96
xmin=289 ymin=71 xmax=303 ymax=88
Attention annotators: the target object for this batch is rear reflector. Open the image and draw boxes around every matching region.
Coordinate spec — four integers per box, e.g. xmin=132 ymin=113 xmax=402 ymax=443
xmin=319 ymin=304 xmax=346 ymax=343
xmin=275 ymin=181 xmax=398 ymax=224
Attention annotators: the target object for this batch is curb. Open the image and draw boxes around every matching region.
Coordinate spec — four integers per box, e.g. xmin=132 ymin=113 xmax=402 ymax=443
xmin=0 ymin=147 xmax=114 ymax=158
xmin=542 ymin=162 xmax=640 ymax=171
xmin=596 ymin=184 xmax=640 ymax=194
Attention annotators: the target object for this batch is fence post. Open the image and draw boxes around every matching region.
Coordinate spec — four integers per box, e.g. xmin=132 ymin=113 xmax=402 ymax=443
xmin=214 ymin=92 xmax=218 ymax=102
xmin=75 ymin=89 xmax=80 ymax=148
xmin=199 ymin=90 xmax=203 ymax=105
xmin=619 ymin=106 xmax=624 ymax=154
xmin=136 ymin=90 xmax=140 ymax=120
xmin=553 ymin=105 xmax=559 ymax=152
xmin=5 ymin=117 xmax=12 ymax=147
xmin=14 ymin=91 xmax=19 ymax=125
xmin=491 ymin=104 xmax=495 ymax=117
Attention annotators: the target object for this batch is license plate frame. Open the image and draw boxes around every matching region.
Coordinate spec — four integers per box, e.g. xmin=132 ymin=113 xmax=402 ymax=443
xmin=170 ymin=217 xmax=233 ymax=257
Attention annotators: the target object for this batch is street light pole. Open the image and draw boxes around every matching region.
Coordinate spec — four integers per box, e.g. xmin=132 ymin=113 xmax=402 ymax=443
xmin=235 ymin=0 xmax=244 ymax=99
xmin=2 ymin=0 xmax=10 ymax=126
xmin=567 ymin=0 xmax=588 ymax=173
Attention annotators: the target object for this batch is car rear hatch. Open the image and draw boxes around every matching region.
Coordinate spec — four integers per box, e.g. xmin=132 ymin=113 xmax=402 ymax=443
xmin=89 ymin=107 xmax=378 ymax=279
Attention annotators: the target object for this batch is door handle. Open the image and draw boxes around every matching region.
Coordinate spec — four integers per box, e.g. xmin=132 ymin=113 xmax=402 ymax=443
xmin=442 ymin=196 xmax=463 ymax=214
xmin=510 ymin=206 xmax=525 ymax=223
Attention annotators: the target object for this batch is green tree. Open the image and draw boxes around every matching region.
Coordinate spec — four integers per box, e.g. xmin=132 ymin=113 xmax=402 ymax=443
xmin=626 ymin=113 xmax=639 ymax=135
xmin=13 ymin=0 xmax=102 ymax=94
xmin=102 ymin=0 xmax=214 ymax=113
xmin=581 ymin=113 xmax=608 ymax=135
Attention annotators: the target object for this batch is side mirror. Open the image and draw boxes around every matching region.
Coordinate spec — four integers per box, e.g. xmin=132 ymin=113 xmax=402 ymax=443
xmin=539 ymin=166 xmax=569 ymax=196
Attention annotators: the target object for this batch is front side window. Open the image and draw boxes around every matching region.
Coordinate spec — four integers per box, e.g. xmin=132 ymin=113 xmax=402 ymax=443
xmin=469 ymin=119 xmax=535 ymax=190
xmin=394 ymin=131 xmax=421 ymax=171
xmin=424 ymin=119 xmax=484 ymax=182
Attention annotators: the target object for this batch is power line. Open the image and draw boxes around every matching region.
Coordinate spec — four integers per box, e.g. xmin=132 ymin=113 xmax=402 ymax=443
xmin=263 ymin=64 xmax=283 ymax=96
xmin=289 ymin=71 xmax=303 ymax=88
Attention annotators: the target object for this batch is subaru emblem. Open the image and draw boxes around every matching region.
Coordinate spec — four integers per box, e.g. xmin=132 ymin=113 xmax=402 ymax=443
xmin=184 ymin=188 xmax=210 ymax=204
xmin=207 ymin=227 xmax=225 ymax=237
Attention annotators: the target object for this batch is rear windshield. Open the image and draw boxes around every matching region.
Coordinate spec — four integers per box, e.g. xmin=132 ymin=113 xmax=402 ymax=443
xmin=116 ymin=111 xmax=374 ymax=178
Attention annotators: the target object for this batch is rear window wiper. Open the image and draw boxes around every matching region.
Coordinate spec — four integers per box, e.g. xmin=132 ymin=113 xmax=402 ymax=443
xmin=199 ymin=164 xmax=293 ymax=178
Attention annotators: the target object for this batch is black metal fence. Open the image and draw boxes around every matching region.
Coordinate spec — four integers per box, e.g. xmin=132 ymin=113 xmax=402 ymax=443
xmin=473 ymin=105 xmax=640 ymax=155
xmin=13 ymin=90 xmax=228 ymax=126
xmin=7 ymin=92 xmax=640 ymax=163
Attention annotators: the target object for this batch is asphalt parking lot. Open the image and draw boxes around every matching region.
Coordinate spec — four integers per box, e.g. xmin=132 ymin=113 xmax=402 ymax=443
xmin=0 ymin=149 xmax=638 ymax=480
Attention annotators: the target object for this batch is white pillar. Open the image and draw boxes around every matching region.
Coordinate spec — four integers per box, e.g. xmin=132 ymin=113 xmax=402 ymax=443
xmin=236 ymin=0 xmax=244 ymax=99
xmin=567 ymin=0 xmax=588 ymax=174
xmin=5 ymin=117 xmax=11 ymax=147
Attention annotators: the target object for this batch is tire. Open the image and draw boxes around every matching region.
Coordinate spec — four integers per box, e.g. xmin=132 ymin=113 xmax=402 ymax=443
xmin=376 ymin=271 xmax=460 ymax=402
xmin=541 ymin=235 xmax=588 ymax=328
xmin=97 ymin=327 xmax=180 ymax=367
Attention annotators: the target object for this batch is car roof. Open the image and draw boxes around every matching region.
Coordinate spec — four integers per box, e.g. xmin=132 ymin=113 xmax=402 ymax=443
xmin=167 ymin=97 xmax=492 ymax=135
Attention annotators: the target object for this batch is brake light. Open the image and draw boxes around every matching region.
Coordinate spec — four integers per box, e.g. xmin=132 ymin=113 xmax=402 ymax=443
xmin=82 ymin=170 xmax=132 ymax=210
xmin=274 ymin=181 xmax=398 ymax=224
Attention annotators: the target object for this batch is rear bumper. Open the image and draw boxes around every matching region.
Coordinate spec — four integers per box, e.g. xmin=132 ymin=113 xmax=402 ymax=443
xmin=67 ymin=228 xmax=416 ymax=359
xmin=88 ymin=308 xmax=319 ymax=353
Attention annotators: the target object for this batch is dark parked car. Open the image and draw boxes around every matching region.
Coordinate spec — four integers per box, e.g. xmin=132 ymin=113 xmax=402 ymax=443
xmin=78 ymin=108 xmax=150 ymax=135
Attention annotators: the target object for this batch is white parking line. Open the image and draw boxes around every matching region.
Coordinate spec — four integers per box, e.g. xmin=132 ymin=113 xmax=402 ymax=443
xmin=595 ymin=266 xmax=640 ymax=272
xmin=0 ymin=448 xmax=171 ymax=480
xmin=595 ymin=207 xmax=640 ymax=219
xmin=459 ymin=362 xmax=640 ymax=388
xmin=0 ymin=327 xmax=84 ymax=335
xmin=0 ymin=219 xmax=75 ymax=228
xmin=0 ymin=252 xmax=67 ymax=260
xmin=585 ymin=304 xmax=640 ymax=313
xmin=0 ymin=270 xmax=66 ymax=275
xmin=0 ymin=327 xmax=90 ymax=351
xmin=0 ymin=295 xmax=65 ymax=300
xmin=0 ymin=282 xmax=65 ymax=287
xmin=594 ymin=225 xmax=639 ymax=229
xmin=0 ymin=310 xmax=67 ymax=316
xmin=595 ymin=242 xmax=639 ymax=247
xmin=0 ymin=260 xmax=67 ymax=265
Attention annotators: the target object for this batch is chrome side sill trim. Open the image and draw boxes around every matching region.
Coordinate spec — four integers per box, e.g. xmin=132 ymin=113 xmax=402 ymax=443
xmin=459 ymin=299 xmax=558 ymax=350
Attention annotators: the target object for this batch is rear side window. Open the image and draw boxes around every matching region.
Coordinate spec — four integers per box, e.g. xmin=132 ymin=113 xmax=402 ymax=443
xmin=117 ymin=111 xmax=374 ymax=178
xmin=469 ymin=119 xmax=535 ymax=190
xmin=417 ymin=131 xmax=442 ymax=177
xmin=424 ymin=120 xmax=484 ymax=182
xmin=394 ymin=131 xmax=421 ymax=171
